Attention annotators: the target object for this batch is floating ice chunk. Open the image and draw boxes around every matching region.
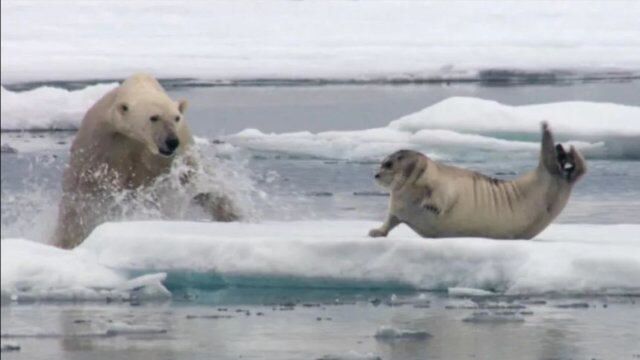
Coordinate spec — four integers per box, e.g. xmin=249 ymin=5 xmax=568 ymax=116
xmin=185 ymin=314 xmax=233 ymax=320
xmin=555 ymin=302 xmax=590 ymax=309
xmin=0 ymin=239 xmax=169 ymax=302
xmin=0 ymin=239 xmax=125 ymax=301
xmin=76 ymin=221 xmax=640 ymax=296
xmin=448 ymin=287 xmax=497 ymax=297
xmin=0 ymin=144 xmax=18 ymax=153
xmin=462 ymin=311 xmax=525 ymax=323
xmin=3 ymin=221 xmax=640 ymax=299
xmin=385 ymin=293 xmax=430 ymax=307
xmin=374 ymin=326 xmax=431 ymax=341
xmin=389 ymin=97 xmax=640 ymax=137
xmin=445 ymin=299 xmax=479 ymax=310
xmin=1 ymin=83 xmax=118 ymax=131
xmin=318 ymin=352 xmax=381 ymax=360
xmin=118 ymin=273 xmax=171 ymax=301
xmin=105 ymin=322 xmax=167 ymax=336
xmin=227 ymin=98 xmax=640 ymax=160
xmin=0 ymin=342 xmax=21 ymax=352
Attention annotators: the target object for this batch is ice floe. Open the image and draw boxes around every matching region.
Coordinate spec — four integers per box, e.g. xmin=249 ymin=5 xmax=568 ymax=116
xmin=448 ymin=287 xmax=497 ymax=298
xmin=2 ymin=220 xmax=639 ymax=301
xmin=462 ymin=311 xmax=525 ymax=323
xmin=0 ymin=238 xmax=170 ymax=302
xmin=226 ymin=98 xmax=640 ymax=161
xmin=1 ymin=83 xmax=118 ymax=131
xmin=374 ymin=326 xmax=431 ymax=341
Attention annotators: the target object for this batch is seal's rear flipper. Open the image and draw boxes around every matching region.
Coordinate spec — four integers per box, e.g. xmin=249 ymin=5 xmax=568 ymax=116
xmin=539 ymin=122 xmax=586 ymax=183
xmin=565 ymin=145 xmax=586 ymax=183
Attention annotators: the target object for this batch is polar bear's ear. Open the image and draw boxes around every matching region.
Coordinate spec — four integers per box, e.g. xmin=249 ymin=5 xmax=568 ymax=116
xmin=178 ymin=100 xmax=188 ymax=114
xmin=117 ymin=102 xmax=129 ymax=115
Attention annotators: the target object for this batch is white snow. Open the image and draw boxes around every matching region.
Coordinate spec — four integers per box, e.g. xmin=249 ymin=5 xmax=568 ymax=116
xmin=227 ymin=97 xmax=640 ymax=160
xmin=2 ymin=220 xmax=639 ymax=301
xmin=2 ymin=1 xmax=639 ymax=83
xmin=1 ymin=83 xmax=118 ymax=131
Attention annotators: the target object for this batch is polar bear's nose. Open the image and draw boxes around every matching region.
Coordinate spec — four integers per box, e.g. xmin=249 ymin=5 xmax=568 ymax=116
xmin=165 ymin=137 xmax=180 ymax=152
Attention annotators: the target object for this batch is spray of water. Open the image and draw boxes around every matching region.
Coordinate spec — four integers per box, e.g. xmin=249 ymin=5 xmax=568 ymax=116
xmin=1 ymin=141 xmax=264 ymax=244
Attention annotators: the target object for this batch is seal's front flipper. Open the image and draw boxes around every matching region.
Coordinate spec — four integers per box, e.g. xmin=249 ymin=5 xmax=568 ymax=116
xmin=369 ymin=215 xmax=400 ymax=237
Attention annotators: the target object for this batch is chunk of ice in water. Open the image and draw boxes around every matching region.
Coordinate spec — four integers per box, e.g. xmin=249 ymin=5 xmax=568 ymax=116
xmin=0 ymin=342 xmax=21 ymax=352
xmin=374 ymin=326 xmax=431 ymax=340
xmin=105 ymin=322 xmax=167 ymax=336
xmin=462 ymin=311 xmax=525 ymax=323
xmin=448 ymin=287 xmax=497 ymax=297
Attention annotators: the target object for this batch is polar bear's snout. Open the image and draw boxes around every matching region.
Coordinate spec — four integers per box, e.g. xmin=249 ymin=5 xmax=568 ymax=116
xmin=159 ymin=135 xmax=180 ymax=156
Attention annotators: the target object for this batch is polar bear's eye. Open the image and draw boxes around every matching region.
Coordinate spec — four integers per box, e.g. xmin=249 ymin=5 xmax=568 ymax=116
xmin=150 ymin=115 xmax=160 ymax=123
xmin=175 ymin=116 xmax=181 ymax=122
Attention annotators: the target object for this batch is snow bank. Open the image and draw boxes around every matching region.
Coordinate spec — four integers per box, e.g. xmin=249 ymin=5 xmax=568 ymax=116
xmin=1 ymin=83 xmax=117 ymax=131
xmin=227 ymin=97 xmax=640 ymax=160
xmin=3 ymin=220 xmax=637 ymax=301
xmin=2 ymin=1 xmax=639 ymax=83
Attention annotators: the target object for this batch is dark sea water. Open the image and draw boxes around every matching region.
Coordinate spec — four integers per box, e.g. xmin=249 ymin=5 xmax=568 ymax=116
xmin=1 ymin=80 xmax=639 ymax=359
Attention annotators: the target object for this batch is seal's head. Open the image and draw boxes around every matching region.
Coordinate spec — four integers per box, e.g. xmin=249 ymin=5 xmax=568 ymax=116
xmin=374 ymin=149 xmax=427 ymax=189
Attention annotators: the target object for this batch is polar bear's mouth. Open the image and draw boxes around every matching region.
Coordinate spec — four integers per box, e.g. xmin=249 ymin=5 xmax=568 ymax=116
xmin=159 ymin=148 xmax=176 ymax=157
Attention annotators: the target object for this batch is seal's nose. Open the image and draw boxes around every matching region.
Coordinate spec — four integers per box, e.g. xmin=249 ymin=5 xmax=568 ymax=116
xmin=165 ymin=137 xmax=180 ymax=152
xmin=375 ymin=173 xmax=380 ymax=179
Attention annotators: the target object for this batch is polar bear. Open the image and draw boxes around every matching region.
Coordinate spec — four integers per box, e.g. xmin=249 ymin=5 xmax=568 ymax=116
xmin=54 ymin=74 xmax=238 ymax=249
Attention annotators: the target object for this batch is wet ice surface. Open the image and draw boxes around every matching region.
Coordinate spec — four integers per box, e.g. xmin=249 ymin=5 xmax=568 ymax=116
xmin=1 ymin=292 xmax=639 ymax=360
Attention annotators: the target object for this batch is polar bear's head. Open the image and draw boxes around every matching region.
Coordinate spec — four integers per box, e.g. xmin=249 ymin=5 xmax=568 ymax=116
xmin=111 ymin=98 xmax=188 ymax=157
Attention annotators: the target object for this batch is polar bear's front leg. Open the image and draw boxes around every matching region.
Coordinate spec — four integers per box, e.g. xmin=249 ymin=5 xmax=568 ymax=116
xmin=369 ymin=215 xmax=400 ymax=237
xmin=192 ymin=192 xmax=240 ymax=222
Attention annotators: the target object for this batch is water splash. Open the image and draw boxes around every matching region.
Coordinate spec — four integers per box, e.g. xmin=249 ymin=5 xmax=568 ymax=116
xmin=0 ymin=142 xmax=263 ymax=244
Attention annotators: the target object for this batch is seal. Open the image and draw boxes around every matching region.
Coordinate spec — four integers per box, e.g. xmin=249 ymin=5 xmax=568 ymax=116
xmin=369 ymin=122 xmax=586 ymax=239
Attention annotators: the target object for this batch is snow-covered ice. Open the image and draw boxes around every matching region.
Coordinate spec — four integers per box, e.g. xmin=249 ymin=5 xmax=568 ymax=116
xmin=2 ymin=220 xmax=639 ymax=301
xmin=227 ymin=97 xmax=640 ymax=160
xmin=0 ymin=239 xmax=170 ymax=302
xmin=0 ymin=83 xmax=117 ymax=131
xmin=2 ymin=1 xmax=639 ymax=83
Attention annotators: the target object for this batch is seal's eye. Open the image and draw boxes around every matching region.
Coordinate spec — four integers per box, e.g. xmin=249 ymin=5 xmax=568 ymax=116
xmin=382 ymin=161 xmax=393 ymax=169
xmin=150 ymin=115 xmax=160 ymax=123
xmin=175 ymin=116 xmax=181 ymax=122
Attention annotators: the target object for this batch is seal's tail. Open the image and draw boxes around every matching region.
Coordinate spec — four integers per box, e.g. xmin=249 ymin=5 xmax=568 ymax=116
xmin=540 ymin=122 xmax=586 ymax=183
